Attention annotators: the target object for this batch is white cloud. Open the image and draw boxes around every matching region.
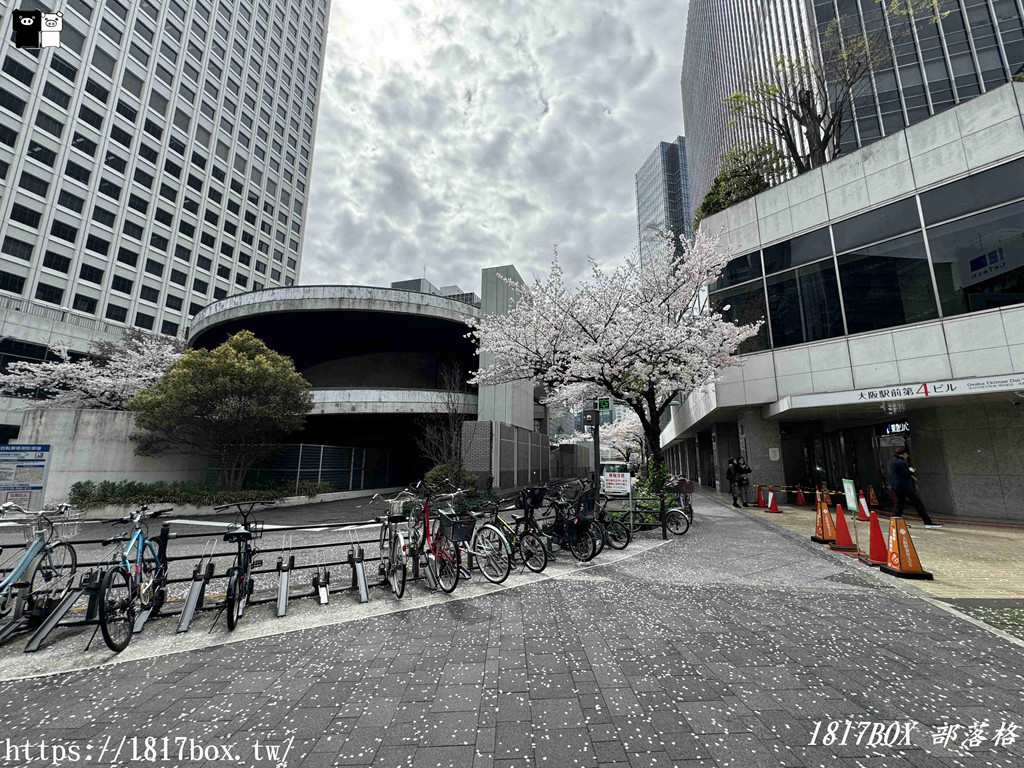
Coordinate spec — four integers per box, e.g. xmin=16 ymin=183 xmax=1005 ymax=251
xmin=302 ymin=0 xmax=687 ymax=292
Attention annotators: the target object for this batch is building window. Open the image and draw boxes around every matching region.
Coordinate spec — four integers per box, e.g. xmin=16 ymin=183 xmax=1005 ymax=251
xmin=766 ymin=259 xmax=845 ymax=348
xmin=111 ymin=275 xmax=133 ymax=294
xmin=42 ymin=251 xmax=72 ymax=273
xmin=762 ymin=229 xmax=832 ymax=275
xmin=10 ymin=203 xmax=41 ymax=229
xmin=128 ymin=194 xmax=149 ymax=214
xmin=122 ymin=220 xmax=144 ymax=240
xmin=19 ymin=172 xmax=49 ymax=197
xmin=92 ymin=206 xmax=116 ymax=227
xmin=106 ymin=304 xmax=128 ymax=322
xmin=197 ymin=256 xmax=212 ymax=271
xmin=98 ymin=179 xmax=122 ymax=200
xmin=50 ymin=221 xmax=78 ymax=244
xmin=79 ymin=263 xmax=105 ymax=285
xmin=170 ymin=269 xmax=187 ymax=286
xmin=145 ymin=259 xmax=165 ymax=277
xmin=134 ymin=311 xmax=155 ymax=330
xmin=927 ymin=200 xmax=1024 ymax=317
xmin=165 ymin=294 xmax=183 ymax=310
xmin=35 ymin=283 xmax=64 ymax=305
xmin=161 ymin=320 xmax=179 ymax=336
xmin=72 ymin=294 xmax=97 ymax=314
xmin=117 ymin=247 xmax=139 ymax=267
xmin=0 ymin=271 xmax=27 ymax=295
xmin=85 ymin=235 xmax=110 ymax=256
xmin=139 ymin=285 xmax=159 ymax=303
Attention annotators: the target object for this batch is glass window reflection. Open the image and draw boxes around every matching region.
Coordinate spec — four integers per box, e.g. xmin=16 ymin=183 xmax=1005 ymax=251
xmin=927 ymin=201 xmax=1024 ymax=315
xmin=762 ymin=228 xmax=832 ymax=274
xmin=710 ymin=280 xmax=769 ymax=354
xmin=832 ymin=198 xmax=919 ymax=252
xmin=837 ymin=232 xmax=939 ymax=333
xmin=766 ymin=259 xmax=845 ymax=348
xmin=710 ymin=250 xmax=762 ymax=291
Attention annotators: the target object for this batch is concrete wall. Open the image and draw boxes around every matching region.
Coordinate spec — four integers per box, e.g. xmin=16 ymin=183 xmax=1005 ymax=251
xmin=16 ymin=409 xmax=208 ymax=504
xmin=907 ymin=402 xmax=1024 ymax=520
xmin=477 ymin=266 xmax=535 ymax=430
xmin=737 ymin=408 xmax=784 ymax=488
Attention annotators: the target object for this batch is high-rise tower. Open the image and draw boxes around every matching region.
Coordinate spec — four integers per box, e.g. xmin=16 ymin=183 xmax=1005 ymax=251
xmin=635 ymin=136 xmax=693 ymax=262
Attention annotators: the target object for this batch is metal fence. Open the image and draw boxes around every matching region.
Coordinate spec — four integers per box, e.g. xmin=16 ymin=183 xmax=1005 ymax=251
xmin=207 ymin=444 xmax=399 ymax=493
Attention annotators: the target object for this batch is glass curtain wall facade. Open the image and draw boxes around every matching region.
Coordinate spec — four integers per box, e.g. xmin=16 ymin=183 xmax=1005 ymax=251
xmin=635 ymin=136 xmax=695 ymax=262
xmin=0 ymin=0 xmax=329 ymax=337
xmin=683 ymin=0 xmax=1024 ymax=219
xmin=817 ymin=0 xmax=1024 ymax=156
xmin=710 ymin=157 xmax=1024 ymax=351
xmin=682 ymin=0 xmax=818 ymax=213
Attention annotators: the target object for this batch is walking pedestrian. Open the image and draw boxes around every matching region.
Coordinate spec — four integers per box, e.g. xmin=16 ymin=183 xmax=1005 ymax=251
xmin=887 ymin=448 xmax=942 ymax=528
xmin=726 ymin=458 xmax=740 ymax=507
xmin=736 ymin=457 xmax=752 ymax=507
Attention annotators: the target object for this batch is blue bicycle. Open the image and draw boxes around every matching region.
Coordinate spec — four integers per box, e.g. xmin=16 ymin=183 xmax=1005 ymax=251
xmin=98 ymin=505 xmax=172 ymax=652
xmin=0 ymin=502 xmax=79 ymax=621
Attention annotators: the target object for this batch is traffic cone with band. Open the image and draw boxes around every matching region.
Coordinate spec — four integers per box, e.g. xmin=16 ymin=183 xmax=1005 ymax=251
xmin=828 ymin=504 xmax=858 ymax=553
xmin=856 ymin=490 xmax=871 ymax=522
xmin=795 ymin=484 xmax=806 ymax=506
xmin=811 ymin=490 xmax=837 ymax=544
xmin=866 ymin=484 xmax=880 ymax=507
xmin=879 ymin=517 xmax=933 ymax=580
xmin=765 ymin=486 xmax=781 ymax=513
xmin=756 ymin=485 xmax=766 ymax=508
xmin=858 ymin=510 xmax=887 ymax=567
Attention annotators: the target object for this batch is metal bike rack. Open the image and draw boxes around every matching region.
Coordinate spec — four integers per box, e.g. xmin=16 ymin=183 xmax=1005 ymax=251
xmin=421 ymin=551 xmax=438 ymax=590
xmin=312 ymin=549 xmax=330 ymax=605
xmin=178 ymin=539 xmax=217 ymax=634
xmin=275 ymin=534 xmax=294 ymax=618
xmin=25 ymin=569 xmax=101 ymax=653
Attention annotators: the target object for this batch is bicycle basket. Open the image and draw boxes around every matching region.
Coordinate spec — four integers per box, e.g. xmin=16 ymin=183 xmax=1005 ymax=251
xmin=53 ymin=509 xmax=83 ymax=539
xmin=247 ymin=520 xmax=265 ymax=540
xmin=518 ymin=487 xmax=548 ymax=511
xmin=20 ymin=519 xmax=42 ymax=543
xmin=438 ymin=510 xmax=476 ymax=543
xmin=676 ymin=480 xmax=695 ymax=495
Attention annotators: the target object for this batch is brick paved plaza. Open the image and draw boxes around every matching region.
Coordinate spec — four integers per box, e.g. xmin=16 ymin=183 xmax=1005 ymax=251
xmin=1 ymin=497 xmax=1022 ymax=768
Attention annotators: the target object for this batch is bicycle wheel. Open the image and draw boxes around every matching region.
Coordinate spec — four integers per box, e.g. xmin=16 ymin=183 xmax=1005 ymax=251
xmin=472 ymin=524 xmax=511 ymax=585
xmin=430 ymin=535 xmax=460 ymax=593
xmin=684 ymin=500 xmax=694 ymax=524
xmin=568 ymin=530 xmax=596 ymax=562
xmin=667 ymin=509 xmax=690 ymax=536
xmin=99 ymin=566 xmax=135 ymax=653
xmin=518 ymin=532 xmax=547 ymax=573
xmin=604 ymin=520 xmax=631 ymax=550
xmin=591 ymin=522 xmax=606 ymax=557
xmin=225 ymin=566 xmax=240 ymax=631
xmin=28 ymin=542 xmax=77 ymax=609
xmin=378 ymin=523 xmax=391 ymax=585
xmin=389 ymin=532 xmax=407 ymax=599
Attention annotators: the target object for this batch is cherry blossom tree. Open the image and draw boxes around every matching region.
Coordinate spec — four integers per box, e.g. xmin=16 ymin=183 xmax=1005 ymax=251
xmin=469 ymin=229 xmax=759 ymax=474
xmin=551 ymin=412 xmax=645 ymax=466
xmin=0 ymin=328 xmax=184 ymax=410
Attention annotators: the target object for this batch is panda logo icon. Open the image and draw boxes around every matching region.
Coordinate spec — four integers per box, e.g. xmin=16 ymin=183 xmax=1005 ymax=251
xmin=40 ymin=11 xmax=63 ymax=48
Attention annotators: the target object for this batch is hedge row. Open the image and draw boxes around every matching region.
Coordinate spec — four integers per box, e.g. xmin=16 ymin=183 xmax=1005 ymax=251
xmin=69 ymin=479 xmax=336 ymax=509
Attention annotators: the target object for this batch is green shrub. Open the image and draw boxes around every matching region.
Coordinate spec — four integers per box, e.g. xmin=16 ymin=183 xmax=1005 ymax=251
xmin=69 ymin=479 xmax=335 ymax=509
xmin=1015 ymin=72 xmax=1024 ymax=83
xmin=422 ymin=462 xmax=478 ymax=492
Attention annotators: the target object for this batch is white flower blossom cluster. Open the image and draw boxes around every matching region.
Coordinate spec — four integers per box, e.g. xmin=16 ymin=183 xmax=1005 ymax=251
xmin=468 ymin=229 xmax=760 ymax=461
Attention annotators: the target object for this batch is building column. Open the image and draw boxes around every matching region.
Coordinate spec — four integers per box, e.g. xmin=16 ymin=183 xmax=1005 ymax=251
xmin=736 ymin=408 xmax=784 ymax=488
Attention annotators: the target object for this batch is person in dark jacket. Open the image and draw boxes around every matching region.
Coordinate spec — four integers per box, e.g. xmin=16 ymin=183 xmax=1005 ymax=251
xmin=726 ymin=458 xmax=740 ymax=507
xmin=888 ymin=448 xmax=941 ymax=528
xmin=736 ymin=458 xmax=752 ymax=506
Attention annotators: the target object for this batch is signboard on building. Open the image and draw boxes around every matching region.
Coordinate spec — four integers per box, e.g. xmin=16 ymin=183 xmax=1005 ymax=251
xmin=0 ymin=444 xmax=51 ymax=510
xmin=778 ymin=373 xmax=1024 ymax=413
xmin=604 ymin=472 xmax=630 ymax=495
xmin=842 ymin=478 xmax=858 ymax=517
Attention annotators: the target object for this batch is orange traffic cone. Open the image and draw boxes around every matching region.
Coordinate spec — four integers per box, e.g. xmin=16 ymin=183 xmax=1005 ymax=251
xmin=795 ymin=484 xmax=806 ymax=506
xmin=811 ymin=491 xmax=837 ymax=544
xmin=765 ymin=486 xmax=781 ymax=513
xmin=879 ymin=517 xmax=933 ymax=580
xmin=856 ymin=490 xmax=871 ymax=522
xmin=867 ymin=484 xmax=879 ymax=507
xmin=858 ymin=511 xmax=887 ymax=567
xmin=828 ymin=505 xmax=858 ymax=553
xmin=756 ymin=485 xmax=766 ymax=508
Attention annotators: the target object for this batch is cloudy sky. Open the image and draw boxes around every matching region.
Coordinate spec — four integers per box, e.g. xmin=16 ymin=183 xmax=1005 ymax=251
xmin=301 ymin=0 xmax=688 ymax=293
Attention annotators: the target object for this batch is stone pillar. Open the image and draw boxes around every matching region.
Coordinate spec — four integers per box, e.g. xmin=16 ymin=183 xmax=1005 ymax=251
xmin=736 ymin=408 xmax=784 ymax=488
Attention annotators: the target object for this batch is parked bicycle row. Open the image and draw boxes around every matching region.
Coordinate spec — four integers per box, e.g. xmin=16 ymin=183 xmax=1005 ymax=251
xmin=0 ymin=478 xmax=694 ymax=656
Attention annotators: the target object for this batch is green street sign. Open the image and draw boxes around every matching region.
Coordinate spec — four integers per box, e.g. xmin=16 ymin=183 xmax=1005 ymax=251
xmin=597 ymin=397 xmax=611 ymax=411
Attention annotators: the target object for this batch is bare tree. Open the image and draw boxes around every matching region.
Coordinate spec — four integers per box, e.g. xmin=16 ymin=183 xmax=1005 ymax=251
xmin=416 ymin=363 xmax=470 ymax=472
xmin=726 ymin=0 xmax=946 ymax=174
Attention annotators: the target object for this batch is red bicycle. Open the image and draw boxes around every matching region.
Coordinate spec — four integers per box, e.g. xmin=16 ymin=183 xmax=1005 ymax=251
xmin=406 ymin=481 xmax=473 ymax=593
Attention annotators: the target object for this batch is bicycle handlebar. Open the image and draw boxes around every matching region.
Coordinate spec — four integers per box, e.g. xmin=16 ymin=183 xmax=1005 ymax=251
xmin=212 ymin=500 xmax=276 ymax=511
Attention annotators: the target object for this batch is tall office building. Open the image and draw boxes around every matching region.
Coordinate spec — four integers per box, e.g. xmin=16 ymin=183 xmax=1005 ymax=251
xmin=635 ymin=136 xmax=694 ymax=261
xmin=0 ymin=0 xmax=329 ymax=345
xmin=682 ymin=0 xmax=1024 ymax=213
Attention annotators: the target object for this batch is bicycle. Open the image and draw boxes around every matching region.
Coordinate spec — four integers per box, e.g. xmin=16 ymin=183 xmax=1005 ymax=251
xmin=0 ymin=502 xmax=79 ymax=620
xmin=601 ymin=492 xmax=690 ymax=536
xmin=216 ymin=500 xmax=272 ymax=630
xmin=540 ymin=481 xmax=597 ymax=562
xmin=482 ymin=495 xmax=547 ymax=574
xmin=462 ymin=508 xmax=512 ymax=584
xmin=398 ymin=481 xmax=467 ymax=594
xmin=594 ymin=501 xmax=631 ymax=550
xmin=375 ymin=490 xmax=413 ymax=599
xmin=97 ymin=505 xmax=172 ymax=652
